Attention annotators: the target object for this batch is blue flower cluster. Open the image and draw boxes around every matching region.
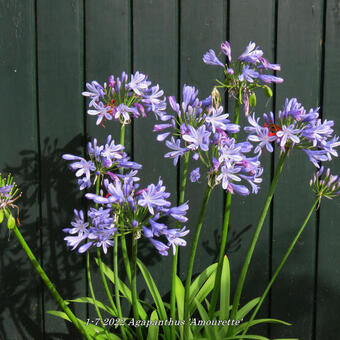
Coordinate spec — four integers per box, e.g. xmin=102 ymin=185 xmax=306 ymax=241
xmin=154 ymin=85 xmax=263 ymax=195
xmin=244 ymin=98 xmax=340 ymax=167
xmin=62 ymin=135 xmax=141 ymax=190
xmin=82 ymin=71 xmax=166 ymax=126
xmin=62 ymin=139 xmax=189 ymax=255
xmin=203 ymin=41 xmax=283 ymax=116
xmin=310 ymin=166 xmax=340 ymax=200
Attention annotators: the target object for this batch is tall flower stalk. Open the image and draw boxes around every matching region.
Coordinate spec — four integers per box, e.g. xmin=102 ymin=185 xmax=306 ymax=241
xmin=0 ymin=174 xmax=91 ymax=339
xmin=227 ymin=149 xmax=288 ymax=336
xmin=208 ymin=99 xmax=240 ymax=318
xmin=13 ymin=225 xmax=91 ymax=340
xmin=183 ymin=184 xmax=213 ymax=339
xmin=241 ymin=198 xmax=319 ymax=336
xmin=170 ymin=152 xmax=190 ymax=340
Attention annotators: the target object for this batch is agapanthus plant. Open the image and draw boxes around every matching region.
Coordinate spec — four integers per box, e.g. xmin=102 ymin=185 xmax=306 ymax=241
xmin=62 ymin=137 xmax=189 ymax=256
xmin=83 ymin=71 xmax=166 ymax=126
xmin=62 ymin=135 xmax=141 ymax=190
xmin=245 ymin=97 xmax=340 ymax=167
xmin=154 ymin=84 xmax=263 ymax=196
xmin=203 ymin=40 xmax=283 ymax=115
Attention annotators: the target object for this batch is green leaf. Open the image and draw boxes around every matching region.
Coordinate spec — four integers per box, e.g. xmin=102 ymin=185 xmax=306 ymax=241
xmin=189 ymin=270 xmax=216 ymax=316
xmin=234 ymin=318 xmax=291 ymax=334
xmin=194 ymin=298 xmax=218 ymax=340
xmin=0 ymin=209 xmax=4 ymax=224
xmin=222 ymin=335 xmax=270 ymax=340
xmin=190 ymin=263 xmax=217 ymax=299
xmin=94 ymin=258 xmax=147 ymax=320
xmin=67 ymin=297 xmax=117 ymax=317
xmin=47 ymin=310 xmax=121 ymax=339
xmin=7 ymin=214 xmax=15 ymax=230
xmin=263 ymin=85 xmax=273 ymax=98
xmin=147 ymin=310 xmax=159 ymax=340
xmin=249 ymin=93 xmax=257 ymax=107
xmin=137 ymin=259 xmax=170 ymax=340
xmin=175 ymin=275 xmax=185 ymax=321
xmin=236 ymin=297 xmax=260 ymax=321
xmin=220 ymin=255 xmax=231 ymax=320
xmin=219 ymin=255 xmax=231 ymax=337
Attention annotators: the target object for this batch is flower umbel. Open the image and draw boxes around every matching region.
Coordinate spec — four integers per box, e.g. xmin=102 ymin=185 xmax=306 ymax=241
xmin=310 ymin=166 xmax=340 ymax=204
xmin=83 ymin=71 xmax=166 ymax=126
xmin=203 ymin=40 xmax=283 ymax=116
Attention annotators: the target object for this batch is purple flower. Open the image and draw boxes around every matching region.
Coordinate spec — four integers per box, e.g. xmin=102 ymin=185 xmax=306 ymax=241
xmin=164 ymin=227 xmax=190 ymax=255
xmin=238 ymin=65 xmax=259 ymax=83
xmin=258 ymin=74 xmax=284 ymax=84
xmin=128 ymin=71 xmax=150 ymax=96
xmin=248 ymin=127 xmax=276 ymax=153
xmin=182 ymin=125 xmax=211 ymax=152
xmin=276 ymin=125 xmax=301 ymax=150
xmin=82 ymin=81 xmax=104 ymax=107
xmin=166 ymin=202 xmax=189 ymax=222
xmin=238 ymin=42 xmax=263 ymax=64
xmin=164 ymin=137 xmax=188 ymax=166
xmin=88 ymin=102 xmax=113 ymax=125
xmin=137 ymin=178 xmax=171 ymax=214
xmin=203 ymin=49 xmax=225 ymax=67
xmin=190 ymin=168 xmax=201 ymax=183
xmin=221 ymin=41 xmax=232 ymax=62
xmin=205 ymin=106 xmax=231 ymax=133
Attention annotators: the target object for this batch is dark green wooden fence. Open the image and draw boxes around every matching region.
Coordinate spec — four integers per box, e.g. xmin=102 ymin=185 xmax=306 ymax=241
xmin=0 ymin=0 xmax=339 ymax=339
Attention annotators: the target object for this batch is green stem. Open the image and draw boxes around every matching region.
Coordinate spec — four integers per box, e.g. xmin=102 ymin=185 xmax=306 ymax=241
xmin=12 ymin=226 xmax=91 ymax=340
xmin=87 ymin=252 xmax=110 ymax=338
xmin=241 ymin=198 xmax=318 ymax=336
xmin=120 ymin=124 xmax=126 ymax=146
xmin=208 ymin=192 xmax=232 ymax=319
xmin=183 ymin=184 xmax=213 ymax=339
xmin=131 ymin=234 xmax=143 ymax=340
xmin=227 ymin=149 xmax=288 ymax=336
xmin=208 ymin=99 xmax=240 ymax=319
xmin=170 ymin=152 xmax=190 ymax=340
xmin=113 ymin=234 xmax=127 ymax=340
xmin=119 ymin=124 xmax=132 ymax=283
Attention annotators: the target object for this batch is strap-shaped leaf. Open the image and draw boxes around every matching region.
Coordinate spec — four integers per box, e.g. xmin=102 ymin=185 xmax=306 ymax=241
xmin=47 ymin=310 xmax=120 ymax=339
xmin=147 ymin=310 xmax=159 ymax=340
xmin=68 ymin=297 xmax=117 ymax=317
xmin=190 ymin=263 xmax=217 ymax=302
xmin=236 ymin=297 xmax=260 ymax=320
xmin=220 ymin=255 xmax=231 ymax=321
xmin=234 ymin=318 xmax=291 ymax=335
xmin=194 ymin=298 xmax=218 ymax=340
xmin=137 ymin=258 xmax=170 ymax=340
xmin=189 ymin=271 xmax=216 ymax=316
xmin=94 ymin=258 xmax=147 ymax=320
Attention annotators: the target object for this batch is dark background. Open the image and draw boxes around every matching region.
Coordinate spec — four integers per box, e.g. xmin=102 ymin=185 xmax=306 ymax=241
xmin=0 ymin=0 xmax=339 ymax=339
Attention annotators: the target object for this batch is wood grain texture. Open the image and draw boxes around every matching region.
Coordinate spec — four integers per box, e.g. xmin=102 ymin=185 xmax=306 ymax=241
xmin=316 ymin=0 xmax=340 ymax=338
xmin=228 ymin=1 xmax=275 ymax=337
xmin=36 ymin=0 xmax=85 ymax=337
xmin=0 ymin=1 xmax=41 ymax=338
xmin=271 ymin=0 xmax=323 ymax=338
xmin=132 ymin=0 xmax=178 ymax=297
xmin=179 ymin=0 xmax=226 ymax=280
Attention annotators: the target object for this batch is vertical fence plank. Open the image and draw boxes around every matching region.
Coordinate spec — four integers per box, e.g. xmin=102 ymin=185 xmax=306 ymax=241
xmin=0 ymin=1 xmax=41 ymax=338
xmin=86 ymin=0 xmax=131 ymax=144
xmin=316 ymin=0 xmax=340 ymax=338
xmin=132 ymin=0 xmax=178 ymax=296
xmin=180 ymin=0 xmax=226 ymax=281
xmin=85 ymin=0 xmax=131 ymax=321
xmin=271 ymin=0 xmax=323 ymax=338
xmin=228 ymin=0 xmax=275 ymax=336
xmin=36 ymin=0 xmax=85 ymax=337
